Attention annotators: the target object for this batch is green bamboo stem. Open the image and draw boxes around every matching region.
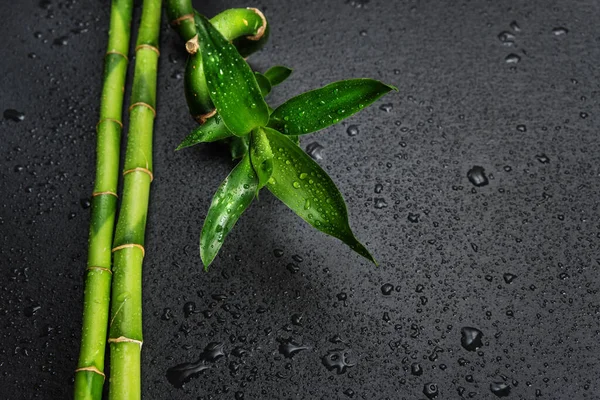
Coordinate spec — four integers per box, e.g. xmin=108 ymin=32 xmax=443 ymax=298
xmin=107 ymin=0 xmax=161 ymax=398
xmin=165 ymin=0 xmax=196 ymax=42
xmin=74 ymin=1 xmax=133 ymax=399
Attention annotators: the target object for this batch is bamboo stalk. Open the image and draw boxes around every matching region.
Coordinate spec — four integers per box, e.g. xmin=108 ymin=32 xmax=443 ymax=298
xmin=74 ymin=1 xmax=133 ymax=399
xmin=108 ymin=0 xmax=162 ymax=398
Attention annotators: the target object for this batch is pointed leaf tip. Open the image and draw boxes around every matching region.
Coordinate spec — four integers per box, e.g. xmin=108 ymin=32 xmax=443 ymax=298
xmin=264 ymin=127 xmax=376 ymax=263
xmin=264 ymin=65 xmax=293 ymax=86
xmin=200 ymin=154 xmax=257 ymax=267
xmin=176 ymin=114 xmax=233 ymax=151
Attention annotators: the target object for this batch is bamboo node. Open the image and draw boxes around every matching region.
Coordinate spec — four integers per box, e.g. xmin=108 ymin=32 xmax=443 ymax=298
xmin=105 ymin=50 xmax=129 ymax=62
xmin=92 ymin=191 xmax=118 ymax=198
xmin=87 ymin=266 xmax=112 ymax=274
xmin=108 ymin=336 xmax=144 ymax=348
xmin=135 ymin=44 xmax=160 ymax=57
xmin=75 ymin=366 xmax=106 ymax=380
xmin=194 ymin=109 xmax=217 ymax=125
xmin=246 ymin=8 xmax=267 ymax=41
xmin=185 ymin=35 xmax=199 ymax=55
xmin=129 ymin=102 xmax=156 ymax=117
xmin=170 ymin=13 xmax=194 ymax=26
xmin=112 ymin=243 xmax=146 ymax=257
xmin=96 ymin=118 xmax=123 ymax=131
xmin=123 ymin=167 xmax=154 ymax=182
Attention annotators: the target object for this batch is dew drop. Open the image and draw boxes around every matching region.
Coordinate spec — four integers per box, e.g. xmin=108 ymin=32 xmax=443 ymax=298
xmin=4 ymin=109 xmax=25 ymax=122
xmin=346 ymin=125 xmax=359 ymax=136
xmin=535 ymin=154 xmax=550 ymax=164
xmin=467 ymin=166 xmax=489 ymax=187
xmin=423 ymin=383 xmax=439 ymax=399
xmin=497 ymin=31 xmax=516 ymax=45
xmin=379 ymin=103 xmax=393 ymax=112
xmin=381 ymin=283 xmax=394 ymax=295
xmin=374 ymin=198 xmax=388 ymax=209
xmin=408 ymin=213 xmax=420 ymax=223
xmin=411 ymin=362 xmax=423 ymax=376
xmin=321 ymin=349 xmax=355 ymax=374
xmin=490 ymin=382 xmax=511 ymax=397
xmin=503 ymin=273 xmax=517 ymax=284
xmin=305 ymin=142 xmax=324 ymax=160
xmin=53 ymin=36 xmax=69 ymax=46
xmin=183 ymin=301 xmax=196 ymax=318
xmin=461 ymin=327 xmax=484 ymax=351
xmin=278 ymin=338 xmax=309 ymax=358
xmin=552 ymin=27 xmax=568 ymax=36
xmin=166 ymin=361 xmax=209 ymax=388
xmin=505 ymin=53 xmax=521 ymax=64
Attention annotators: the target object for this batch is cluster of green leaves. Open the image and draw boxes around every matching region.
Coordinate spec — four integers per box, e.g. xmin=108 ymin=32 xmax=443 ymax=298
xmin=178 ymin=15 xmax=396 ymax=269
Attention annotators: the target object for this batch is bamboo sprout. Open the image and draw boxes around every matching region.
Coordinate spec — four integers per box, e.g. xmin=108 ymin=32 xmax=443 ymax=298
xmin=107 ymin=0 xmax=161 ymax=398
xmin=74 ymin=1 xmax=133 ymax=399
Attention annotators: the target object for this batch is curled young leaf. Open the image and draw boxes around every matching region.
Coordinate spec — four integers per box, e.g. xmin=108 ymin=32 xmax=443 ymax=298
xmin=176 ymin=114 xmax=232 ymax=150
xmin=249 ymin=127 xmax=274 ymax=191
xmin=264 ymin=127 xmax=376 ymax=264
xmin=195 ymin=15 xmax=269 ymax=136
xmin=264 ymin=66 xmax=292 ymax=87
xmin=200 ymin=154 xmax=257 ymax=269
xmin=254 ymin=72 xmax=272 ymax=97
xmin=268 ymin=79 xmax=396 ymax=136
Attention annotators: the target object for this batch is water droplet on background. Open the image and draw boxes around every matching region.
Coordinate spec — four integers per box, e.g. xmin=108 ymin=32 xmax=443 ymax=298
xmin=467 ymin=166 xmax=489 ymax=187
xmin=461 ymin=327 xmax=484 ymax=351
xmin=321 ymin=349 xmax=355 ymax=374
xmin=536 ymin=154 xmax=550 ymax=164
xmin=346 ymin=125 xmax=359 ymax=136
xmin=4 ymin=109 xmax=25 ymax=122
xmin=552 ymin=27 xmax=568 ymax=36
xmin=381 ymin=283 xmax=394 ymax=295
xmin=278 ymin=338 xmax=309 ymax=358
xmin=503 ymin=273 xmax=517 ymax=283
xmin=497 ymin=31 xmax=516 ymax=45
xmin=490 ymin=382 xmax=511 ymax=397
xmin=166 ymin=361 xmax=209 ymax=388
xmin=411 ymin=362 xmax=423 ymax=376
xmin=374 ymin=198 xmax=388 ymax=209
xmin=379 ymin=103 xmax=393 ymax=112
xmin=423 ymin=382 xmax=439 ymax=399
xmin=305 ymin=142 xmax=324 ymax=160
xmin=505 ymin=53 xmax=521 ymax=64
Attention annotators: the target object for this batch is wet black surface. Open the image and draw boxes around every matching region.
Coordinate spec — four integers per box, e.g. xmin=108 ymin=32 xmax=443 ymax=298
xmin=1 ymin=0 xmax=600 ymax=399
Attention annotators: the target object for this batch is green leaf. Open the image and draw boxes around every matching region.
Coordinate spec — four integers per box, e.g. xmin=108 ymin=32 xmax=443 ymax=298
xmin=268 ymin=79 xmax=396 ymax=136
xmin=264 ymin=66 xmax=292 ymax=86
xmin=254 ymin=72 xmax=272 ymax=97
xmin=200 ymin=154 xmax=257 ymax=269
xmin=176 ymin=114 xmax=232 ymax=150
xmin=249 ymin=127 xmax=274 ymax=192
xmin=195 ymin=15 xmax=269 ymax=136
xmin=264 ymin=127 xmax=376 ymax=264
xmin=227 ymin=136 xmax=248 ymax=160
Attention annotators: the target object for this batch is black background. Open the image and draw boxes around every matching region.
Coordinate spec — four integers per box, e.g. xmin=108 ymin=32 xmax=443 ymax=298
xmin=1 ymin=0 xmax=599 ymax=399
